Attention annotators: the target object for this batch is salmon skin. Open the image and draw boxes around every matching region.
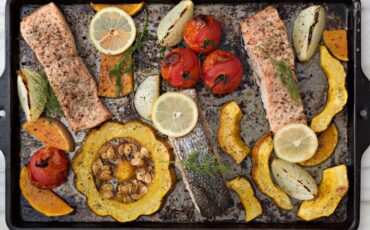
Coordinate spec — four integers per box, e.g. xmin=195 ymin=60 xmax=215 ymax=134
xmin=168 ymin=89 xmax=233 ymax=218
xmin=20 ymin=3 xmax=111 ymax=132
xmin=240 ymin=6 xmax=306 ymax=133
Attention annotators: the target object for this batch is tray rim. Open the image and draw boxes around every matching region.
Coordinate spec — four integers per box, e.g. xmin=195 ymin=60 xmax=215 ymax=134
xmin=1 ymin=0 xmax=369 ymax=229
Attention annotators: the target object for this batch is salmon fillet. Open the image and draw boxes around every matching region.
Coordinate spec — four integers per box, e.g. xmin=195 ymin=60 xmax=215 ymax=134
xmin=20 ymin=3 xmax=111 ymax=132
xmin=240 ymin=6 xmax=306 ymax=133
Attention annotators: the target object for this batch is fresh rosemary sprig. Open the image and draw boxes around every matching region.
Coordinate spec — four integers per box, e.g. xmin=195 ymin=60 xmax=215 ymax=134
xmin=109 ymin=9 xmax=149 ymax=95
xmin=257 ymin=46 xmax=300 ymax=104
xmin=168 ymin=151 xmax=232 ymax=177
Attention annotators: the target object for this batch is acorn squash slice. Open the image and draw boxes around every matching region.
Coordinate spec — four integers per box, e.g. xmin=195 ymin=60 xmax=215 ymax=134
xmin=310 ymin=46 xmax=348 ymax=133
xmin=251 ymin=133 xmax=293 ymax=210
xmin=72 ymin=121 xmax=175 ymax=222
xmin=299 ymin=123 xmax=338 ymax=167
xmin=227 ymin=177 xmax=262 ymax=222
xmin=20 ymin=167 xmax=74 ymax=217
xmin=218 ymin=101 xmax=250 ymax=164
xmin=297 ymin=164 xmax=349 ymax=221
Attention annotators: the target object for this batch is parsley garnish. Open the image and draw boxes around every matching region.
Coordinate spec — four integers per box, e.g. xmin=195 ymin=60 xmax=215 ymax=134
xmin=257 ymin=46 xmax=300 ymax=104
xmin=110 ymin=9 xmax=149 ymax=96
xmin=167 ymin=151 xmax=231 ymax=177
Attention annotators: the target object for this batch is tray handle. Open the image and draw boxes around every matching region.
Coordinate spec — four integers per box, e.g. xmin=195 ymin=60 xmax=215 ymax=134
xmin=356 ymin=69 xmax=370 ymax=156
xmin=0 ymin=67 xmax=10 ymax=161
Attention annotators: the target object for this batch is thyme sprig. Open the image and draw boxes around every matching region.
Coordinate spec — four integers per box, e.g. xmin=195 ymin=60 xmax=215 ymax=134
xmin=109 ymin=9 xmax=149 ymax=95
xmin=257 ymin=46 xmax=300 ymax=104
xmin=168 ymin=151 xmax=232 ymax=177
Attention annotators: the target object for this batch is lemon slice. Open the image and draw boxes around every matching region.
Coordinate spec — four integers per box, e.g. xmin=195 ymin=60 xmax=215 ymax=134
xmin=274 ymin=124 xmax=318 ymax=163
xmin=89 ymin=7 xmax=136 ymax=55
xmin=152 ymin=92 xmax=198 ymax=137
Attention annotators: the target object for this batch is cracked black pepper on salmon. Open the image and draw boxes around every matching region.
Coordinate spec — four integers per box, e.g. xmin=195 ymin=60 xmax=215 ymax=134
xmin=20 ymin=2 xmax=111 ymax=132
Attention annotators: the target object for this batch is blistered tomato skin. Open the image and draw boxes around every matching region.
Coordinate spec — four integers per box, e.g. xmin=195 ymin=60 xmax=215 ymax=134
xmin=27 ymin=147 xmax=69 ymax=189
xmin=202 ymin=50 xmax=243 ymax=95
xmin=183 ymin=15 xmax=222 ymax=54
xmin=161 ymin=48 xmax=200 ymax=88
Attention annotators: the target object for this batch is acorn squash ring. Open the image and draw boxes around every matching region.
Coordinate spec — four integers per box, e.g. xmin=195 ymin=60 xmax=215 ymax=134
xmin=72 ymin=121 xmax=175 ymax=222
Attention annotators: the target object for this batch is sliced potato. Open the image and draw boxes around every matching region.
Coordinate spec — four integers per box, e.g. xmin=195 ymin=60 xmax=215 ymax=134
xmin=271 ymin=159 xmax=317 ymax=200
xmin=310 ymin=46 xmax=348 ymax=132
xmin=157 ymin=0 xmax=194 ymax=47
xmin=218 ymin=101 xmax=250 ymax=164
xmin=323 ymin=29 xmax=348 ymax=61
xmin=297 ymin=164 xmax=349 ymax=221
xmin=134 ymin=75 xmax=160 ymax=120
xmin=227 ymin=177 xmax=262 ymax=222
xmin=17 ymin=69 xmax=48 ymax=121
xmin=300 ymin=123 xmax=338 ymax=167
xmin=251 ymin=133 xmax=293 ymax=210
xmin=293 ymin=5 xmax=325 ymax=62
xmin=20 ymin=167 xmax=74 ymax=217
xmin=23 ymin=118 xmax=75 ymax=152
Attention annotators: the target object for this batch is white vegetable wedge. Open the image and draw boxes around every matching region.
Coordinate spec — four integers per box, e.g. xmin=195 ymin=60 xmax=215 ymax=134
xmin=157 ymin=0 xmax=194 ymax=47
xmin=293 ymin=5 xmax=325 ymax=62
xmin=134 ymin=75 xmax=160 ymax=120
xmin=271 ymin=159 xmax=318 ymax=200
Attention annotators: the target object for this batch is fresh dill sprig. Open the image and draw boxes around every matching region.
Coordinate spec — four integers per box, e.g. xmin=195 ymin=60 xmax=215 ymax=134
xmin=159 ymin=46 xmax=167 ymax=61
xmin=110 ymin=9 xmax=149 ymax=96
xmin=257 ymin=46 xmax=300 ymax=104
xmin=168 ymin=151 xmax=232 ymax=177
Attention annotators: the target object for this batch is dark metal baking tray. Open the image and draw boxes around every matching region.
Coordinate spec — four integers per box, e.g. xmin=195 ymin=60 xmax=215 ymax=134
xmin=1 ymin=0 xmax=370 ymax=229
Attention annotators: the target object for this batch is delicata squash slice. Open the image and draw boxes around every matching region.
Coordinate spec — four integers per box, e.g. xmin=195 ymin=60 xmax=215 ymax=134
xmin=310 ymin=46 xmax=348 ymax=133
xmin=251 ymin=133 xmax=293 ymax=210
xmin=218 ymin=101 xmax=250 ymax=164
xmin=72 ymin=121 xmax=176 ymax=222
xmin=227 ymin=177 xmax=262 ymax=222
xmin=297 ymin=164 xmax=349 ymax=221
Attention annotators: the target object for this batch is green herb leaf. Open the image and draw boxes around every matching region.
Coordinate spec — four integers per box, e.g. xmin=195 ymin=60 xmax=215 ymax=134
xmin=159 ymin=46 xmax=167 ymax=61
xmin=257 ymin=46 xmax=300 ymax=104
xmin=109 ymin=9 xmax=149 ymax=96
xmin=167 ymin=151 xmax=232 ymax=177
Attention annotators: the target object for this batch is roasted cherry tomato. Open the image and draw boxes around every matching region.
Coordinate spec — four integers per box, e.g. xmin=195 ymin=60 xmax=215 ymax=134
xmin=202 ymin=50 xmax=243 ymax=94
xmin=161 ymin=48 xmax=200 ymax=88
xmin=183 ymin=15 xmax=222 ymax=54
xmin=27 ymin=147 xmax=69 ymax=189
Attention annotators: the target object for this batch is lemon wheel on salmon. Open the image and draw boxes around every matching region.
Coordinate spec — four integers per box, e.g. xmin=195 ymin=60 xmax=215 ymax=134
xmin=152 ymin=92 xmax=198 ymax=138
xmin=273 ymin=124 xmax=318 ymax=163
xmin=89 ymin=7 xmax=136 ymax=55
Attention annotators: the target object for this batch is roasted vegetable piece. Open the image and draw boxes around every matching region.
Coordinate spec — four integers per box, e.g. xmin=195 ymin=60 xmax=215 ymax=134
xmin=323 ymin=30 xmax=348 ymax=61
xmin=299 ymin=123 xmax=338 ymax=167
xmin=227 ymin=177 xmax=262 ymax=222
xmin=23 ymin=118 xmax=75 ymax=152
xmin=98 ymin=53 xmax=134 ymax=98
xmin=310 ymin=46 xmax=348 ymax=133
xmin=183 ymin=15 xmax=222 ymax=54
xmin=157 ymin=0 xmax=194 ymax=47
xmin=271 ymin=159 xmax=317 ymax=200
xmin=251 ymin=133 xmax=293 ymax=210
xmin=134 ymin=75 xmax=160 ymax=121
xmin=293 ymin=5 xmax=326 ymax=62
xmin=17 ymin=69 xmax=48 ymax=121
xmin=28 ymin=147 xmax=69 ymax=189
xmin=72 ymin=121 xmax=175 ymax=222
xmin=218 ymin=101 xmax=250 ymax=164
xmin=297 ymin=164 xmax=349 ymax=221
xmin=20 ymin=167 xmax=74 ymax=217
xmin=90 ymin=2 xmax=144 ymax=16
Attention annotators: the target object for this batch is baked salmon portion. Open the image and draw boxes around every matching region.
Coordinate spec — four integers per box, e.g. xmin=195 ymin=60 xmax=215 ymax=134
xmin=240 ymin=6 xmax=306 ymax=133
xmin=20 ymin=3 xmax=111 ymax=132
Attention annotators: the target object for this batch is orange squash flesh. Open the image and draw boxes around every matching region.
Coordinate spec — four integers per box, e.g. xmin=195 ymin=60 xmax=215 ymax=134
xmin=19 ymin=167 xmax=74 ymax=217
xmin=323 ymin=30 xmax=348 ymax=61
xmin=23 ymin=118 xmax=75 ymax=152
